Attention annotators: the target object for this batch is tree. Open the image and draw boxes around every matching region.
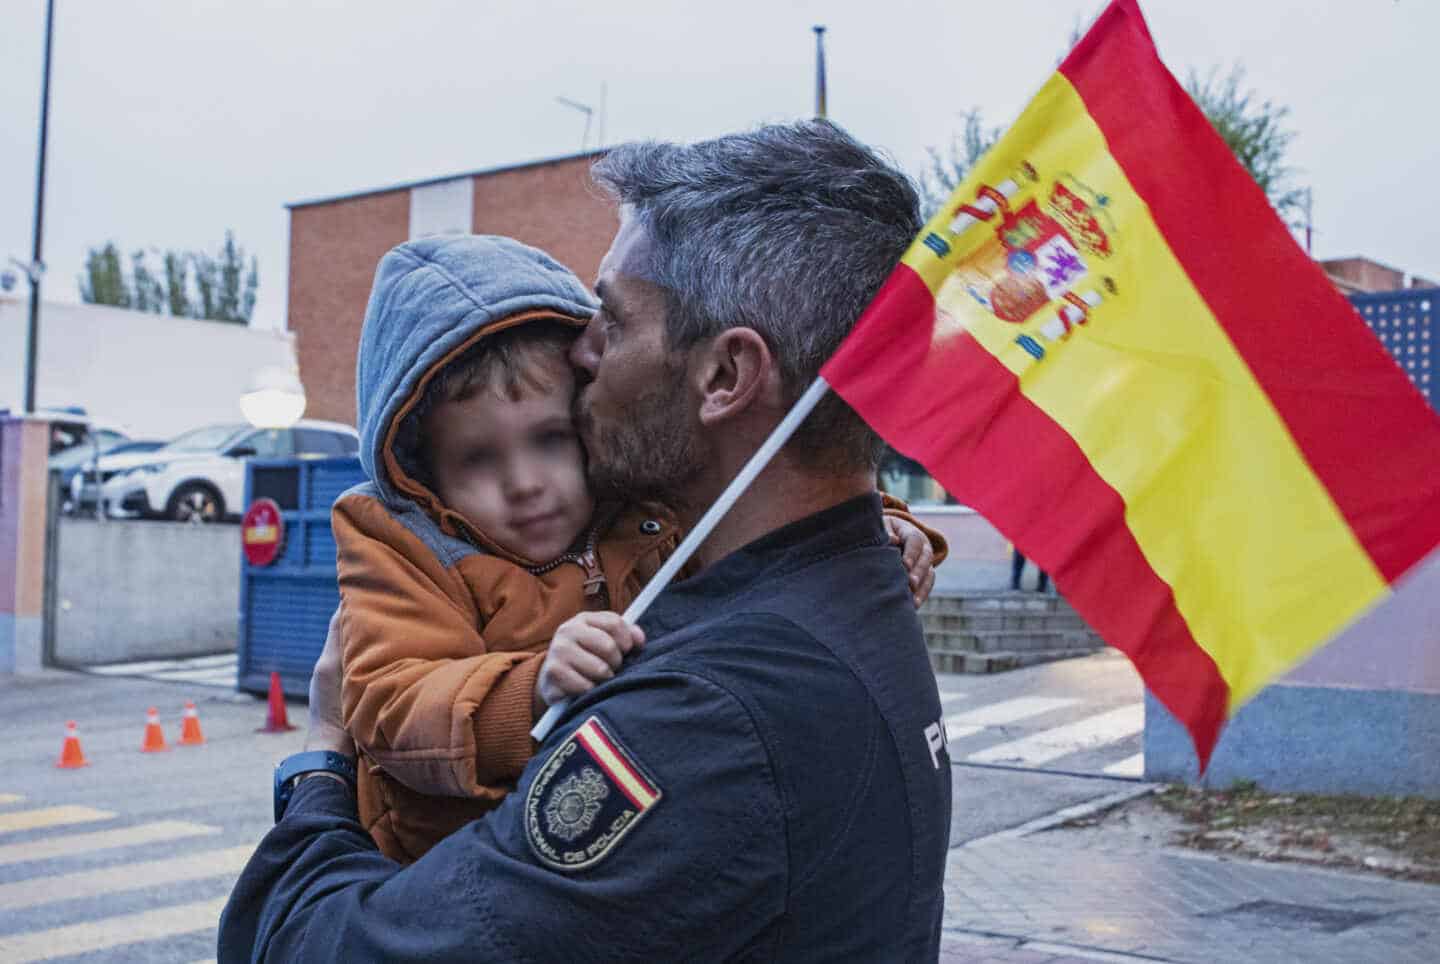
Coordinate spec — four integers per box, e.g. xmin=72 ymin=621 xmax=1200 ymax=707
xmin=164 ymin=251 xmax=191 ymax=318
xmin=918 ymin=61 xmax=1306 ymax=225
xmin=78 ymin=242 xmax=131 ymax=308
xmin=192 ymin=249 xmax=219 ymax=322
xmin=1184 ymin=64 xmax=1306 ymax=223
xmin=130 ymin=249 xmax=164 ymax=313
xmin=75 ymin=231 xmax=259 ymax=324
xmin=917 ymin=108 xmax=1003 ymax=219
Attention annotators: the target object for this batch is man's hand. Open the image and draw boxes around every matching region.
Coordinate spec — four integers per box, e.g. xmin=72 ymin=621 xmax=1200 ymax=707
xmin=307 ymin=606 xmax=357 ymax=759
xmin=535 ymin=612 xmax=645 ymax=715
xmin=884 ymin=516 xmax=937 ymax=608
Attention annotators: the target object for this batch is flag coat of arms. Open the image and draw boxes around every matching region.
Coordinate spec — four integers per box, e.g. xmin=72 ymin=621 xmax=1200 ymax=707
xmin=822 ymin=0 xmax=1440 ymax=767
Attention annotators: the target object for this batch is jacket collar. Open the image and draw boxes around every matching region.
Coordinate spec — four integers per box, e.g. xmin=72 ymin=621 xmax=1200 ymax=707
xmin=640 ymin=492 xmax=886 ymax=636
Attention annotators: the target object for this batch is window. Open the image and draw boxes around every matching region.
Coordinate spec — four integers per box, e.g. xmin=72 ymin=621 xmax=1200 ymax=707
xmin=879 ymin=449 xmax=960 ymax=508
xmin=238 ymin=429 xmax=294 ymax=459
xmin=295 ymin=429 xmax=356 ymax=457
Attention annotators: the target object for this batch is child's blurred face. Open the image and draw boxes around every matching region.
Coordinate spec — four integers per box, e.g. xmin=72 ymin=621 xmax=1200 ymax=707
xmin=422 ymin=363 xmax=594 ymax=563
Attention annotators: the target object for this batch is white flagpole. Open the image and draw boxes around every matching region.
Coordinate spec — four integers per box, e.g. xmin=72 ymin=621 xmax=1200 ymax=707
xmin=531 ymin=375 xmax=832 ymax=741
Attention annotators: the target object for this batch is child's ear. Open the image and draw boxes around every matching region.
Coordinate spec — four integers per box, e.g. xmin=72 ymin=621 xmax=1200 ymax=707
xmin=694 ymin=327 xmax=781 ymax=427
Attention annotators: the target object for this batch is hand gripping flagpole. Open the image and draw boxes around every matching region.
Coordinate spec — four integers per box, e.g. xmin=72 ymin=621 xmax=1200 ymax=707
xmin=531 ymin=375 xmax=832 ymax=741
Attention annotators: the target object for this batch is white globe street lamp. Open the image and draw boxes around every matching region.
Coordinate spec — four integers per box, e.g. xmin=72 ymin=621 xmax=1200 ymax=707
xmin=240 ymin=366 xmax=306 ymax=430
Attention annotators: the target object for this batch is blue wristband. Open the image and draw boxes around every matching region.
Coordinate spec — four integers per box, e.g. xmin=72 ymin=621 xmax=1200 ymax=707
xmin=273 ymin=750 xmax=356 ymax=823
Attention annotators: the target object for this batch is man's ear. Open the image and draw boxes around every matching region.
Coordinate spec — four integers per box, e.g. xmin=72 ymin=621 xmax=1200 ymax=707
xmin=693 ymin=327 xmax=780 ymax=427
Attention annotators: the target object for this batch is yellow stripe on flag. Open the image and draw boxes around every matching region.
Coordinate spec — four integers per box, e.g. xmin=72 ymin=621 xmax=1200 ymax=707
xmin=905 ymin=73 xmax=1387 ymax=708
xmin=577 ymin=722 xmax=657 ymax=809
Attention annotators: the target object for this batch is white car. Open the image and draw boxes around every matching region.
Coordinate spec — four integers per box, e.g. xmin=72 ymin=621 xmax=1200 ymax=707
xmin=99 ymin=420 xmax=359 ymax=523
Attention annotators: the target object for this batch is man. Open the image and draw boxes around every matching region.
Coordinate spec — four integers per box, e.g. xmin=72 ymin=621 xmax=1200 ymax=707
xmin=219 ymin=120 xmax=952 ymax=961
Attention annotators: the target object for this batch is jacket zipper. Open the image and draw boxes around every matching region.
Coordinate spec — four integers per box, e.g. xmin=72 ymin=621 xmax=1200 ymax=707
xmin=526 ymin=525 xmax=610 ymax=609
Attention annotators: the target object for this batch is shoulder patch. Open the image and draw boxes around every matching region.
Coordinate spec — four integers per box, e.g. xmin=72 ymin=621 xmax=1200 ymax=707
xmin=525 ymin=715 xmax=663 ymax=872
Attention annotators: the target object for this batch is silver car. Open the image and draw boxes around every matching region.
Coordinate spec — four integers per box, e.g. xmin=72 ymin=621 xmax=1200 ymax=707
xmin=98 ymin=420 xmax=358 ymax=522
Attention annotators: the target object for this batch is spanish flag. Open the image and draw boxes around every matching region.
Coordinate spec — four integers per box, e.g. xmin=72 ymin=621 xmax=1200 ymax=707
xmin=822 ymin=0 xmax=1440 ymax=768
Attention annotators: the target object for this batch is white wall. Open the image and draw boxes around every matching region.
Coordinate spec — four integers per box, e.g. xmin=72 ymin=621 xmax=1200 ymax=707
xmin=54 ymin=518 xmax=239 ymax=663
xmin=0 ymin=295 xmax=301 ymax=439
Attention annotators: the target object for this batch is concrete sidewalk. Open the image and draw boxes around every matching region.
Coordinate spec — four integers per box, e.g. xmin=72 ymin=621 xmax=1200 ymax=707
xmin=941 ymin=821 xmax=1438 ymax=962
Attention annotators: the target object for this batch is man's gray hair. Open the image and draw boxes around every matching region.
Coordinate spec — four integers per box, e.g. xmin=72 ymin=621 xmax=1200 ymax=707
xmin=591 ymin=120 xmax=921 ymax=471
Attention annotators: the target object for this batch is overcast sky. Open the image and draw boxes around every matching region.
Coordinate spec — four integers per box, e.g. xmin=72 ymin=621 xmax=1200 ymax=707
xmin=2 ymin=0 xmax=1437 ymax=332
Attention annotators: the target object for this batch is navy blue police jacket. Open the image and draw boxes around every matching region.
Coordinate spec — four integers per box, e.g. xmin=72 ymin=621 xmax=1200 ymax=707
xmin=219 ymin=493 xmax=953 ymax=962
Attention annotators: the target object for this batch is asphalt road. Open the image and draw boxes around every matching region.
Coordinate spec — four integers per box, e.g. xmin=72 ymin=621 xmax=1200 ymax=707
xmin=0 ymin=651 xmax=1141 ymax=961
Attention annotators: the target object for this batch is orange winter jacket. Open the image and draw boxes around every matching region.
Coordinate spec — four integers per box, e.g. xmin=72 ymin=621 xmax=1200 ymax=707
xmin=336 ymin=489 xmax=678 ymax=862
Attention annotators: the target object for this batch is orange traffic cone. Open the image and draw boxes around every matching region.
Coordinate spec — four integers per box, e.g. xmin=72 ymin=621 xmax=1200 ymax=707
xmin=141 ymin=706 xmax=169 ymax=752
xmin=56 ymin=720 xmax=88 ymax=769
xmin=178 ymin=700 xmax=205 ymax=746
xmin=257 ymin=672 xmax=296 ymax=733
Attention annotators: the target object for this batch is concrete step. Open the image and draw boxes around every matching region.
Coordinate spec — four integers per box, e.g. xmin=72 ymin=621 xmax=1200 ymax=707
xmin=920 ymin=611 xmax=1087 ymax=634
xmin=925 ymin=629 xmax=1101 ymax=654
xmin=928 ymin=645 xmax=1105 ymax=675
xmin=929 ymin=650 xmax=1021 ymax=674
xmin=922 ymin=592 xmax=1070 ymax=615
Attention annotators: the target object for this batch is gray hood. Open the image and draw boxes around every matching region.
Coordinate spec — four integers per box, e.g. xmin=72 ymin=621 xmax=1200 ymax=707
xmin=355 ymin=234 xmax=597 ymax=509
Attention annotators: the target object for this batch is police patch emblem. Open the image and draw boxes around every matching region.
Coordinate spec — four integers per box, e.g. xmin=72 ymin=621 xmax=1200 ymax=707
xmin=526 ymin=715 xmax=662 ymax=872
xmin=544 ymin=767 xmax=609 ymax=841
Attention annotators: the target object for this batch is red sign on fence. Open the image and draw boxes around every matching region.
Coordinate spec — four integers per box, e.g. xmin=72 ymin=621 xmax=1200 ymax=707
xmin=241 ymin=498 xmax=285 ymax=567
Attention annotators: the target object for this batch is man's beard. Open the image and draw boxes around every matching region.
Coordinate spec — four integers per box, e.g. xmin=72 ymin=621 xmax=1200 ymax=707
xmin=576 ymin=374 xmax=706 ymax=507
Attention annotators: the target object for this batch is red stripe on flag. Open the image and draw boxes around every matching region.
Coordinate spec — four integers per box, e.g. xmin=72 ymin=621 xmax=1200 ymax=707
xmin=1060 ymin=0 xmax=1440 ymax=584
xmin=824 ymin=266 xmax=1228 ymax=765
xmin=577 ymin=719 xmax=656 ymax=810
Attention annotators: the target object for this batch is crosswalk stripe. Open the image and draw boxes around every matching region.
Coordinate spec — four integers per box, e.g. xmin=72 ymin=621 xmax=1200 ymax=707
xmin=0 ymin=795 xmax=23 ymax=806
xmin=0 ymin=896 xmax=228 ymax=963
xmin=966 ymin=703 xmax=1145 ymax=767
xmin=86 ymin=655 xmax=237 ymax=677
xmin=169 ymin=654 xmax=238 ymax=668
xmin=945 ymin=723 xmax=984 ymax=741
xmin=0 ymin=845 xmax=253 ymax=911
xmin=0 ymin=821 xmax=218 ymax=868
xmin=86 ymin=659 xmax=191 ymax=675
xmin=0 ymin=806 xmax=115 ymax=836
xmin=945 ymin=696 xmax=1078 ymax=728
xmin=1103 ymin=753 xmax=1146 ymax=778
xmin=940 ymin=692 xmax=967 ymax=708
xmin=147 ymin=668 xmax=236 ymax=684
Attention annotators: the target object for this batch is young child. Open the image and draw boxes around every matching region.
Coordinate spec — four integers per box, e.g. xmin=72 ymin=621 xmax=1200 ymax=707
xmin=335 ymin=235 xmax=944 ymax=862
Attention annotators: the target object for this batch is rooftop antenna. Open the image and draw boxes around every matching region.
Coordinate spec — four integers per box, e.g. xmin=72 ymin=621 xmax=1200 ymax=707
xmin=555 ymin=95 xmax=594 ymax=151
xmin=813 ymin=26 xmax=828 ymax=119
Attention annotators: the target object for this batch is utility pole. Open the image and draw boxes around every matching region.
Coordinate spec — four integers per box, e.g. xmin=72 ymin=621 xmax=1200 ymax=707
xmin=24 ymin=0 xmax=57 ymax=414
xmin=1303 ymin=186 xmax=1313 ymax=256
xmin=813 ymin=25 xmax=827 ymax=120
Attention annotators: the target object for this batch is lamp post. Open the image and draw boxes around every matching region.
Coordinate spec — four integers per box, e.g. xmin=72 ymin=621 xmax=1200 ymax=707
xmin=813 ymin=25 xmax=827 ymax=120
xmin=240 ymin=366 xmax=307 ymax=430
xmin=23 ymin=0 xmax=57 ymax=414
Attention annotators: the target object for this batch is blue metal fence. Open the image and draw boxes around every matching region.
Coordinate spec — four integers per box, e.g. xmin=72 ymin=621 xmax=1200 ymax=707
xmin=1349 ymin=288 xmax=1437 ymax=410
xmin=236 ymin=456 xmax=365 ymax=697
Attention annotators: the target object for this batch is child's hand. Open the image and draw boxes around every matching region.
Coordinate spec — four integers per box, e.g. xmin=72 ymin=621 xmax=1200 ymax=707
xmin=535 ymin=612 xmax=646 ymax=714
xmin=884 ymin=516 xmax=937 ymax=608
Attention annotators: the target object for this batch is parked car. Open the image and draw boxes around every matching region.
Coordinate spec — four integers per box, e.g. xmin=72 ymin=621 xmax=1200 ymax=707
xmin=98 ymin=420 xmax=359 ymax=523
xmin=8 ymin=406 xmax=133 ymax=456
xmin=63 ymin=439 xmax=168 ymax=515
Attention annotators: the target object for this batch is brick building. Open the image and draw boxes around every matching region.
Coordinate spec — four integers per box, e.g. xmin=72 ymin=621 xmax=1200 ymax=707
xmin=1320 ymin=256 xmax=1438 ymax=295
xmin=286 ymin=150 xmax=615 ymax=425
